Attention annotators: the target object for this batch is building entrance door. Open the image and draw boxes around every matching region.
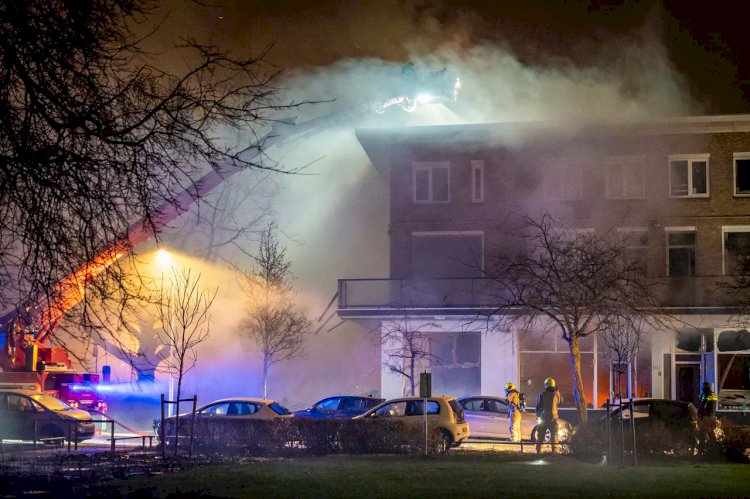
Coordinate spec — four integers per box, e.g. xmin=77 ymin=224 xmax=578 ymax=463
xmin=676 ymin=363 xmax=701 ymax=405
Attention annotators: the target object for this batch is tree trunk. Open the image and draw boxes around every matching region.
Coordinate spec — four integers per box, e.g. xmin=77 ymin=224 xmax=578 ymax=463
xmin=409 ymin=354 xmax=415 ymax=396
xmin=263 ymin=356 xmax=269 ymax=399
xmin=568 ymin=333 xmax=588 ymax=424
xmin=174 ymin=373 xmax=183 ymax=456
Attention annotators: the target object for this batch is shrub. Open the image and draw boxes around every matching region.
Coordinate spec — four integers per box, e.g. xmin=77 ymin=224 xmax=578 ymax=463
xmin=162 ymin=417 xmax=429 ymax=457
xmin=719 ymin=423 xmax=750 ymax=463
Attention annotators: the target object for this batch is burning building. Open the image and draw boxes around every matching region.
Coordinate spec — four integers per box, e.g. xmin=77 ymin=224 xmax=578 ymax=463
xmin=340 ymin=114 xmax=750 ymax=414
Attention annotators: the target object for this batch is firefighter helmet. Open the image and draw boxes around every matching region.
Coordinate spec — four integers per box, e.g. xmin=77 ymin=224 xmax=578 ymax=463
xmin=544 ymin=377 xmax=556 ymax=389
xmin=504 ymin=382 xmax=515 ymax=393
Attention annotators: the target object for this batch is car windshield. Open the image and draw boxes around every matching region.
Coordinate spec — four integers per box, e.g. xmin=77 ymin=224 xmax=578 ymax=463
xmin=269 ymin=403 xmax=290 ymax=415
xmin=30 ymin=393 xmax=72 ymax=411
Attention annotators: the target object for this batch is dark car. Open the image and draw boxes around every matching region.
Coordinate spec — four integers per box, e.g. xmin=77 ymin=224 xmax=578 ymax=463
xmin=293 ymin=396 xmax=385 ymax=420
xmin=599 ymin=398 xmax=715 ymax=454
xmin=0 ymin=389 xmax=96 ymax=443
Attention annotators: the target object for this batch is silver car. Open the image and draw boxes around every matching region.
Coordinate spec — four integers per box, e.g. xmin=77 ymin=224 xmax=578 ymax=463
xmin=458 ymin=395 xmax=571 ymax=442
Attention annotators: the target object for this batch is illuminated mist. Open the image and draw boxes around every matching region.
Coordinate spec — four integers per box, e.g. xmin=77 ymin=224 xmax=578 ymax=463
xmin=76 ymin=3 xmax=708 ymax=429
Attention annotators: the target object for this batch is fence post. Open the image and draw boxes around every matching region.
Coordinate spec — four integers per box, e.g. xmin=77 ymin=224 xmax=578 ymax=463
xmin=630 ymin=400 xmax=637 ymax=466
xmin=67 ymin=420 xmax=72 ymax=453
xmin=160 ymin=393 xmax=166 ymax=458
xmin=606 ymin=399 xmax=611 ymax=466
xmin=189 ymin=395 xmax=197 ymax=458
xmin=110 ymin=420 xmax=115 ymax=453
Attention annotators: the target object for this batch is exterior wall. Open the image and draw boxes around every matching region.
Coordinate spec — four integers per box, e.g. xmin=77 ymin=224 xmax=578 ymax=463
xmin=350 ymin=117 xmax=750 ymax=409
xmin=480 ymin=328 xmax=516 ymax=396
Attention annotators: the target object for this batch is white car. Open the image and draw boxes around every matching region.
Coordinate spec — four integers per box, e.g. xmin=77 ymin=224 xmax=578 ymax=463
xmin=458 ymin=395 xmax=572 ymax=442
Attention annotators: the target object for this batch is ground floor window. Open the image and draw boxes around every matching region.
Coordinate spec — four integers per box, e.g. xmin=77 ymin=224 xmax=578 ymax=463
xmin=429 ymin=332 xmax=481 ymax=397
xmin=519 ymin=327 xmax=651 ymax=409
xmin=716 ymin=329 xmax=750 ymax=410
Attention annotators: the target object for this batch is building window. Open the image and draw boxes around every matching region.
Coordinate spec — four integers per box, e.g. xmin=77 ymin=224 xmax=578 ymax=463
xmin=411 ymin=231 xmax=483 ymax=278
xmin=669 ymin=154 xmax=709 ymax=198
xmin=413 ymin=161 xmax=450 ymax=203
xmin=618 ymin=228 xmax=649 ymax=274
xmin=723 ymin=226 xmax=750 ymax=275
xmin=471 ymin=160 xmax=484 ymax=203
xmin=734 ymin=153 xmax=750 ymax=196
xmin=543 ymin=159 xmax=583 ymax=201
xmin=605 ymin=157 xmax=645 ymax=199
xmin=666 ymin=229 xmax=696 ymax=277
xmin=430 ymin=332 xmax=481 ymax=397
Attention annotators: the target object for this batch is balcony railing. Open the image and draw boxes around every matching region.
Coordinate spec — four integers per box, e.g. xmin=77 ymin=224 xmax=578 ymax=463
xmin=337 ymin=276 xmax=739 ymax=314
xmin=338 ymin=278 xmax=505 ymax=311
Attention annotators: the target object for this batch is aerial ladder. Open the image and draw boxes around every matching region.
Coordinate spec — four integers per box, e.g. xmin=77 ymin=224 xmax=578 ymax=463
xmin=0 ymin=65 xmax=460 ymax=408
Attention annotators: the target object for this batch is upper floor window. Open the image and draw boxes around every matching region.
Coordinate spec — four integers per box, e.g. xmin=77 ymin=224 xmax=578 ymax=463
xmin=666 ymin=228 xmax=696 ymax=277
xmin=734 ymin=153 xmax=750 ymax=196
xmin=413 ymin=161 xmax=450 ymax=204
xmin=669 ymin=154 xmax=709 ymax=198
xmin=605 ymin=156 xmax=645 ymax=199
xmin=411 ymin=231 xmax=484 ymax=278
xmin=543 ymin=159 xmax=583 ymax=201
xmin=618 ymin=228 xmax=649 ymax=274
xmin=723 ymin=226 xmax=750 ymax=275
xmin=471 ymin=160 xmax=484 ymax=203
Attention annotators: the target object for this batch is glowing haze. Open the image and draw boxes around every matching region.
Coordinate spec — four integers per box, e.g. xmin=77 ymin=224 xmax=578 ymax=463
xmin=89 ymin=2 xmax=710 ymax=427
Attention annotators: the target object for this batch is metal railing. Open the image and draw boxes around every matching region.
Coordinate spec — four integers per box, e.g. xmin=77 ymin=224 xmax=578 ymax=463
xmin=337 ymin=276 xmax=738 ymax=311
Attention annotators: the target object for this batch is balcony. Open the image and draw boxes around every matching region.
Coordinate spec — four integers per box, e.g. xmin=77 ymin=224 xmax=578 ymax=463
xmin=337 ymin=276 xmax=739 ymax=318
xmin=337 ymin=278 xmax=505 ymax=317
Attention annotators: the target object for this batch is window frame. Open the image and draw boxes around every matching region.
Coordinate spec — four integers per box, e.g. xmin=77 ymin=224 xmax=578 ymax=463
xmin=471 ymin=160 xmax=485 ymax=203
xmin=668 ymin=154 xmax=710 ymax=199
xmin=722 ymin=225 xmax=750 ymax=275
xmin=604 ymin=156 xmax=646 ymax=200
xmin=617 ymin=227 xmax=649 ymax=274
xmin=733 ymin=152 xmax=750 ymax=197
xmin=412 ymin=161 xmax=451 ymax=204
xmin=543 ymin=158 xmax=584 ymax=201
xmin=665 ymin=227 xmax=697 ymax=277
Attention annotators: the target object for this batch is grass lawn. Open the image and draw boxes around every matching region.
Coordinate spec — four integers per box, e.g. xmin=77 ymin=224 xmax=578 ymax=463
xmin=97 ymin=453 xmax=750 ymax=498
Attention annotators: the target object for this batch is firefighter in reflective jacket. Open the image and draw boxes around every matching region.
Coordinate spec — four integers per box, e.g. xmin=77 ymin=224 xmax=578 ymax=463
xmin=698 ymin=381 xmax=719 ymax=447
xmin=535 ymin=377 xmax=563 ymax=454
xmin=504 ymin=382 xmax=522 ymax=442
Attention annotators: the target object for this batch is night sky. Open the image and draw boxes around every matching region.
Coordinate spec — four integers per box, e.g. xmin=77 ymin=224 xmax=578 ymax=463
xmin=157 ymin=0 xmax=750 ymax=115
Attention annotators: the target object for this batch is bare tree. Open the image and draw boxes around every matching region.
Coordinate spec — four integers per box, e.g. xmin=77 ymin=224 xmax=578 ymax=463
xmin=380 ymin=317 xmax=441 ymax=396
xmin=484 ymin=214 xmax=665 ymax=424
xmin=0 ymin=1 xmax=306 ymax=368
xmin=155 ymin=267 xmax=217 ymax=448
xmin=599 ymin=315 xmax=646 ymax=400
xmin=240 ymin=224 xmax=311 ymax=399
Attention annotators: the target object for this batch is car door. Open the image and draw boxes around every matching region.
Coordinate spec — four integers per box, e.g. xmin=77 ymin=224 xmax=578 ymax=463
xmin=3 ymin=393 xmax=39 ymax=440
xmin=459 ymin=398 xmax=498 ymax=438
xmin=311 ymin=397 xmax=342 ymax=419
xmin=483 ymin=398 xmax=511 ymax=439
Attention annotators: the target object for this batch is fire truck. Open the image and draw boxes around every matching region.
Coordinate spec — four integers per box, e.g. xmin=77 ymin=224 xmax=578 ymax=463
xmin=0 ymin=65 xmax=459 ymax=409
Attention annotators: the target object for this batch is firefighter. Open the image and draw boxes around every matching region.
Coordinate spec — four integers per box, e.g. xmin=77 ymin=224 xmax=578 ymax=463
xmin=504 ymin=382 xmax=522 ymax=443
xmin=697 ymin=381 xmax=719 ymax=451
xmin=535 ymin=377 xmax=563 ymax=454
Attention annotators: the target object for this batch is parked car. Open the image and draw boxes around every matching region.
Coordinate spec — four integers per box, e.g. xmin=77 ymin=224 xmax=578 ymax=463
xmin=160 ymin=397 xmax=292 ymax=444
xmin=0 ymin=388 xmax=96 ymax=442
xmin=458 ymin=395 xmax=572 ymax=442
xmin=354 ymin=396 xmax=469 ymax=451
xmin=594 ymin=398 xmax=726 ymax=455
xmin=293 ymin=396 xmax=384 ymax=419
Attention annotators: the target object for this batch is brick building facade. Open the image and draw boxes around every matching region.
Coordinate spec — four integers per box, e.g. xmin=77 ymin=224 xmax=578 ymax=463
xmin=338 ymin=115 xmax=750 ymax=412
